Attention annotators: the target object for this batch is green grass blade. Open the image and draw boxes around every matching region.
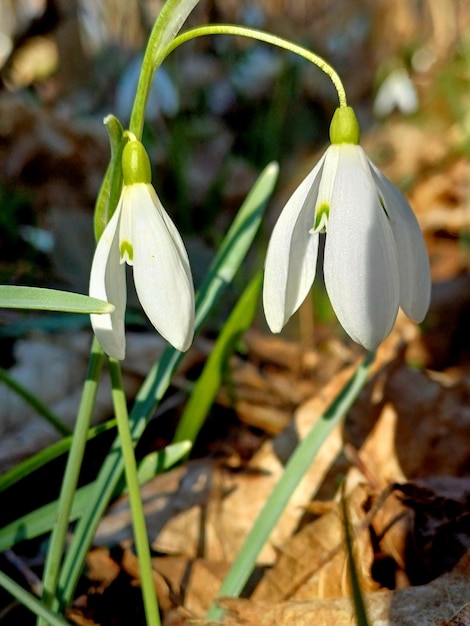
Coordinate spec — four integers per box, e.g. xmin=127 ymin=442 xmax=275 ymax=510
xmin=206 ymin=351 xmax=375 ymax=621
xmin=174 ymin=271 xmax=262 ymax=445
xmin=0 ymin=570 xmax=71 ymax=626
xmin=0 ymin=367 xmax=71 ymax=437
xmin=0 ymin=441 xmax=192 ymax=552
xmin=136 ymin=440 xmax=191 ymax=485
xmin=56 ymin=162 xmax=279 ymax=610
xmin=341 ymin=487 xmax=371 ymax=626
xmin=0 ymin=286 xmax=114 ymax=314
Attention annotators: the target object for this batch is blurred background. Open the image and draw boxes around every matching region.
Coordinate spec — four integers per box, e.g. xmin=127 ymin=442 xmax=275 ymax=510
xmin=0 ymin=0 xmax=469 ymax=359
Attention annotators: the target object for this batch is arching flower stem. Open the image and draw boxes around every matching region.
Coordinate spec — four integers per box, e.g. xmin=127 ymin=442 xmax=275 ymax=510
xmin=165 ymin=24 xmax=348 ymax=108
xmin=130 ymin=18 xmax=348 ymax=141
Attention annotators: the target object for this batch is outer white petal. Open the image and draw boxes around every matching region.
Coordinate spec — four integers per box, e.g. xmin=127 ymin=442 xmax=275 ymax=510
xmin=324 ymin=145 xmax=400 ymax=350
xmin=127 ymin=184 xmax=195 ymax=351
xmin=262 ymin=155 xmax=326 ymax=332
xmin=89 ymin=201 xmax=127 ymax=360
xmin=370 ymin=163 xmax=431 ymax=322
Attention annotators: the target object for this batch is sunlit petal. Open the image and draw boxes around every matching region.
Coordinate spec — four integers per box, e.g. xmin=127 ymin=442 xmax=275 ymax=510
xmin=324 ymin=145 xmax=400 ymax=350
xmin=263 ymin=156 xmax=325 ymax=332
xmin=370 ymin=163 xmax=431 ymax=322
xmin=127 ymin=185 xmax=195 ymax=351
xmin=90 ymin=201 xmax=127 ymax=359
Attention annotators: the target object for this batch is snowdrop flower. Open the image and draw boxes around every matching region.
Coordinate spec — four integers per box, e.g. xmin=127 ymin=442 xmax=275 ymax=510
xmin=90 ymin=138 xmax=194 ymax=359
xmin=263 ymin=106 xmax=431 ymax=350
xmin=373 ymin=68 xmax=418 ymax=118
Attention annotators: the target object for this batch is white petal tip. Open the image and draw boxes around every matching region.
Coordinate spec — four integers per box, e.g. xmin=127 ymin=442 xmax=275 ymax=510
xmin=90 ymin=314 xmax=126 ymax=360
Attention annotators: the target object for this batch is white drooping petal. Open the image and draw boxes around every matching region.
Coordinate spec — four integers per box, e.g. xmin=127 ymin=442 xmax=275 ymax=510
xmin=89 ymin=201 xmax=127 ymax=360
xmin=263 ymin=155 xmax=326 ymax=332
xmin=370 ymin=163 xmax=431 ymax=322
xmin=323 ymin=145 xmax=400 ymax=350
xmin=127 ymin=184 xmax=195 ymax=352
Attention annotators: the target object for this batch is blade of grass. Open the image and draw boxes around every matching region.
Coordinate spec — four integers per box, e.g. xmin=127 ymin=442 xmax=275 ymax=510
xmin=341 ymin=485 xmax=371 ymax=626
xmin=206 ymin=351 xmax=375 ymax=621
xmin=0 ymin=570 xmax=71 ymax=626
xmin=173 ymin=271 xmax=262 ymax=446
xmin=56 ymin=162 xmax=278 ymax=610
xmin=0 ymin=368 xmax=71 ymax=437
xmin=38 ymin=338 xmax=105 ymax=626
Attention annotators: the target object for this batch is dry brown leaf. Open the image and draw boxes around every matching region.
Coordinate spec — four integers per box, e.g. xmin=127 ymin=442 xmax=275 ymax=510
xmin=153 ymin=556 xmax=229 ymax=617
xmin=209 ymin=551 xmax=470 ymax=626
xmin=382 ymin=366 xmax=470 ymax=479
xmin=252 ymin=484 xmax=380 ymax=602
xmin=85 ymin=547 xmax=121 ymax=589
xmin=232 ymin=400 xmax=291 ymax=435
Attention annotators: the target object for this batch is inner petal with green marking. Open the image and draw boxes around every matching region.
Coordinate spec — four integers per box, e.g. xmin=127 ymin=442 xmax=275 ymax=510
xmin=120 ymin=240 xmax=134 ymax=264
xmin=311 ymin=201 xmax=330 ymax=234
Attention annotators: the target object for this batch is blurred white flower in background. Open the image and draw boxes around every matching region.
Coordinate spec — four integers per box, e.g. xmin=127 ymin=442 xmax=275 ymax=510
xmin=373 ymin=68 xmax=418 ymax=118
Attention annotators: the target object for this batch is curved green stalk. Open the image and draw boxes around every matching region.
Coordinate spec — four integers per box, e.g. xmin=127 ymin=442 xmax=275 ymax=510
xmin=164 ymin=24 xmax=348 ymax=108
xmin=206 ymin=351 xmax=375 ymax=621
xmin=108 ymin=358 xmax=161 ymax=626
xmin=129 ymin=0 xmax=201 ymax=139
xmin=38 ymin=338 xmax=104 ymax=626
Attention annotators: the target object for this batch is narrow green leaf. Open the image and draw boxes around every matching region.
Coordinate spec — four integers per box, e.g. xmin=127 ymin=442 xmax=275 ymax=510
xmin=341 ymin=486 xmax=371 ymax=626
xmin=174 ymin=272 xmax=262 ymax=446
xmin=136 ymin=440 xmax=191 ymax=484
xmin=56 ymin=162 xmax=279 ymax=609
xmin=0 ymin=570 xmax=71 ymax=626
xmin=0 ymin=368 xmax=71 ymax=437
xmin=0 ymin=286 xmax=114 ymax=314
